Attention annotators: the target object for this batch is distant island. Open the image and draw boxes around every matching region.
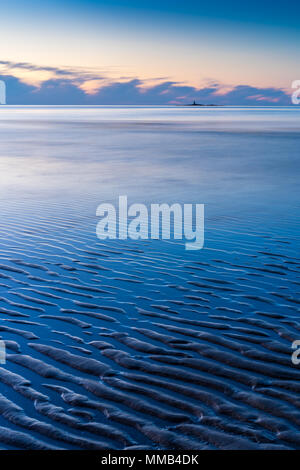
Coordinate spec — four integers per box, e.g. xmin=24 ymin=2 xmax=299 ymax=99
xmin=180 ymin=100 xmax=221 ymax=107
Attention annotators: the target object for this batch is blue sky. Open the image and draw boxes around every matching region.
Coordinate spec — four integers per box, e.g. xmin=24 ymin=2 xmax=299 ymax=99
xmin=0 ymin=0 xmax=298 ymax=104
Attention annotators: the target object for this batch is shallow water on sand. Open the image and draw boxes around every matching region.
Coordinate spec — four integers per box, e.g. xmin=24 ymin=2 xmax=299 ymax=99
xmin=0 ymin=106 xmax=299 ymax=450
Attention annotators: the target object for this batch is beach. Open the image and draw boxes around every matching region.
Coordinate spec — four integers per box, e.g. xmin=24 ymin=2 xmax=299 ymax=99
xmin=0 ymin=106 xmax=299 ymax=449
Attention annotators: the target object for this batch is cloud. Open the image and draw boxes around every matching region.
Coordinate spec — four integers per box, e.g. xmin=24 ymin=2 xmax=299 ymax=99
xmin=0 ymin=60 xmax=73 ymax=74
xmin=0 ymin=60 xmax=112 ymax=85
xmin=0 ymin=68 xmax=291 ymax=105
xmin=211 ymin=85 xmax=289 ymax=105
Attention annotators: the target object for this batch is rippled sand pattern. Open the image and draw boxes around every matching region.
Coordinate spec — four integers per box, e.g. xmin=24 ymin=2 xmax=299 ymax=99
xmin=0 ymin=200 xmax=299 ymax=450
xmin=0 ymin=106 xmax=299 ymax=450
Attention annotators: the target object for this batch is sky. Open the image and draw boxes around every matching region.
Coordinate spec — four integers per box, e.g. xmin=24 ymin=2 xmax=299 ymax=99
xmin=0 ymin=0 xmax=299 ymax=104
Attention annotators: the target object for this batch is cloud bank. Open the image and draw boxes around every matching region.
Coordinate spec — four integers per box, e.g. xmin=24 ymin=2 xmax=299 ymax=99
xmin=0 ymin=62 xmax=290 ymax=105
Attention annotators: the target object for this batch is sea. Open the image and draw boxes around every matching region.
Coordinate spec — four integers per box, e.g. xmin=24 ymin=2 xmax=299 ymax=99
xmin=0 ymin=105 xmax=299 ymax=450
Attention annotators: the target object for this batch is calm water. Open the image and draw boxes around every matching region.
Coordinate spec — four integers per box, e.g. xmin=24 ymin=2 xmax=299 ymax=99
xmin=0 ymin=106 xmax=299 ymax=450
xmin=0 ymin=106 xmax=299 ymax=209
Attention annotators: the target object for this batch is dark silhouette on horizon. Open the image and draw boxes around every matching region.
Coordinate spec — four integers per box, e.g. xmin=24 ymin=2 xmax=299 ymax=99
xmin=179 ymin=100 xmax=220 ymax=107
